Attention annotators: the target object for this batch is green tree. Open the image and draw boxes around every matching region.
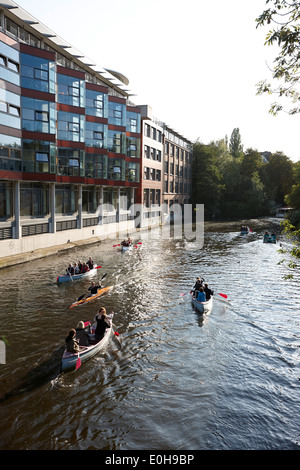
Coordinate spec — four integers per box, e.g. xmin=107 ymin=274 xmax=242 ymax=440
xmin=256 ymin=0 xmax=300 ymax=115
xmin=260 ymin=152 xmax=294 ymax=204
xmin=285 ymin=161 xmax=300 ymax=209
xmin=191 ymin=141 xmax=224 ymax=219
xmin=229 ymin=128 xmax=243 ymax=158
xmin=241 ymin=148 xmax=264 ymax=178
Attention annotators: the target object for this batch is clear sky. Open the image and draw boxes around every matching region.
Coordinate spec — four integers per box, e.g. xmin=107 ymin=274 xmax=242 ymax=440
xmin=14 ymin=0 xmax=300 ymax=162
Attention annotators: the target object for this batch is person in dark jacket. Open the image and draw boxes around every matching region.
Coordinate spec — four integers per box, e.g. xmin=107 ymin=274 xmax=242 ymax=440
xmin=204 ymin=283 xmax=214 ymax=300
xmin=95 ymin=307 xmax=111 ymax=342
xmin=75 ymin=321 xmax=90 ymax=346
xmin=192 ymin=276 xmax=204 ymax=298
xmin=65 ymin=329 xmax=80 ymax=353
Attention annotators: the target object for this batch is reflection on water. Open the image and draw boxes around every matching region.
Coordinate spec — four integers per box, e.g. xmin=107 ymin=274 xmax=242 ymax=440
xmin=0 ymin=219 xmax=299 ymax=450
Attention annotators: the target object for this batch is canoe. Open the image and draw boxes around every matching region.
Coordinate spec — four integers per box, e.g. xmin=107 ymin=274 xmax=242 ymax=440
xmin=68 ymin=286 xmax=113 ymax=309
xmin=61 ymin=313 xmax=114 ymax=372
xmin=121 ymin=244 xmax=132 ymax=251
xmin=56 ymin=265 xmax=100 ymax=283
xmin=191 ymin=295 xmax=213 ymax=314
xmin=263 ymin=236 xmax=276 ymax=244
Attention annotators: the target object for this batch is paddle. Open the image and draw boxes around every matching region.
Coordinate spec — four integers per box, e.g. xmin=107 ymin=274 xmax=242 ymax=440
xmin=218 ymin=293 xmax=228 ymax=299
xmin=180 ymin=291 xmax=193 ymax=297
xmin=76 ymin=353 xmax=81 ymax=370
xmin=76 ymin=273 xmax=107 ymax=302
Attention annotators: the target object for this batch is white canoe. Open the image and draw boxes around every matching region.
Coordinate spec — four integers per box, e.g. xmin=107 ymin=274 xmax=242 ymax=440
xmin=191 ymin=295 xmax=213 ymax=314
xmin=61 ymin=314 xmax=114 ymax=372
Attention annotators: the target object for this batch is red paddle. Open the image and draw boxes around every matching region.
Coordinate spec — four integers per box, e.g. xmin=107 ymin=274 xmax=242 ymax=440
xmin=76 ymin=354 xmax=81 ymax=370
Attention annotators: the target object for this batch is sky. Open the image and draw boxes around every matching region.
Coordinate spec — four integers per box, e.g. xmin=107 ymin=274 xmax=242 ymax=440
xmin=13 ymin=0 xmax=300 ymax=162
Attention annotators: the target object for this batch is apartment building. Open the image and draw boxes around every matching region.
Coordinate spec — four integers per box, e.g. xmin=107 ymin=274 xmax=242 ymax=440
xmin=0 ymin=1 xmax=193 ymax=258
xmin=139 ymin=105 xmax=164 ymax=227
xmin=0 ymin=2 xmax=141 ymax=257
xmin=163 ymin=125 xmax=192 ymax=211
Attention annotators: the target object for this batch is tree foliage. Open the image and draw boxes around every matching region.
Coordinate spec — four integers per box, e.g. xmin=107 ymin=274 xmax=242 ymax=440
xmin=256 ymin=0 xmax=300 ymax=115
xmin=191 ymin=130 xmax=295 ymax=220
xmin=259 ymin=152 xmax=294 ymax=204
xmin=229 ymin=128 xmax=244 ymax=158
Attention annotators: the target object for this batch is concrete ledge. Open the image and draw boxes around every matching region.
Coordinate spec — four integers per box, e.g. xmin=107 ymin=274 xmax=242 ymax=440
xmin=0 ymin=236 xmax=102 ymax=270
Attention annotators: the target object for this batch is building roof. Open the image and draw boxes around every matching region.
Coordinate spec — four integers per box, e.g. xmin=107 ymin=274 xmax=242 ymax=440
xmin=0 ymin=0 xmax=133 ymax=96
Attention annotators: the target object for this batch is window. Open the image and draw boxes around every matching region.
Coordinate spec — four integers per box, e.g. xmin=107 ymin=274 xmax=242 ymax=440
xmin=69 ymin=86 xmax=79 ymax=97
xmin=34 ymin=68 xmax=48 ymax=81
xmin=8 ymin=105 xmax=20 ymax=116
xmin=35 ymin=110 xmax=48 ymax=122
xmin=129 ymin=118 xmax=137 ymax=133
xmin=94 ymin=131 xmax=103 ymax=140
xmin=7 ymin=59 xmax=19 ymax=73
xmin=85 ymin=89 xmax=107 ymax=118
xmin=55 ymin=184 xmax=78 ymax=214
xmin=21 ymin=53 xmax=54 ymax=93
xmin=0 ymin=101 xmax=7 ymax=113
xmin=108 ymin=102 xmax=125 ymax=126
xmin=68 ymin=122 xmax=80 ymax=133
xmin=107 ymin=130 xmax=124 ymax=153
xmin=36 ymin=152 xmax=49 ymax=162
xmin=0 ymin=55 xmax=6 ymax=67
xmin=57 ymin=74 xmax=84 ymax=107
xmin=57 ymin=111 xmax=84 ymax=141
xmin=20 ymin=182 xmax=49 ymax=217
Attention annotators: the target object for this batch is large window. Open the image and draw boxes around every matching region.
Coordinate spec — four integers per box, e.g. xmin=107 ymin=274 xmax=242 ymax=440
xmin=0 ymin=134 xmax=22 ymax=171
xmin=57 ymin=73 xmax=85 ymax=107
xmin=82 ymin=186 xmax=101 ymax=213
xmin=0 ymin=87 xmax=21 ymax=129
xmin=55 ymin=184 xmax=78 ymax=214
xmin=20 ymin=182 xmax=49 ymax=217
xmin=0 ymin=181 xmax=13 ymax=219
xmin=107 ymin=157 xmax=125 ymax=181
xmin=85 ymin=153 xmax=107 ymax=178
xmin=107 ymin=130 xmax=125 ymax=154
xmin=120 ymin=188 xmax=131 ymax=210
xmin=86 ymin=89 xmax=107 ymax=118
xmin=57 ymin=148 xmax=84 ymax=177
xmin=0 ymin=40 xmax=20 ymax=86
xmin=23 ymin=139 xmax=56 ymax=173
xmin=22 ymin=97 xmax=56 ymax=134
xmin=103 ymin=187 xmax=118 ymax=211
xmin=57 ymin=111 xmax=85 ymax=142
xmin=126 ymin=136 xmax=140 ymax=158
xmin=21 ymin=53 xmax=55 ymax=93
xmin=85 ymin=121 xmax=106 ymax=148
xmin=126 ymin=111 xmax=141 ymax=134
xmin=108 ymin=101 xmax=125 ymax=127
xmin=126 ymin=162 xmax=140 ymax=183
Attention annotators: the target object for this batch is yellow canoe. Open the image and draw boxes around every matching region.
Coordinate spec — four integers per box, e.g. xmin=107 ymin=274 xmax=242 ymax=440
xmin=69 ymin=286 xmax=113 ymax=309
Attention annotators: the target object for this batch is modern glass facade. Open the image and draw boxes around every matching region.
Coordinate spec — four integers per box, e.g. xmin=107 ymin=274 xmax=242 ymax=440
xmin=0 ymin=2 xmax=191 ymax=250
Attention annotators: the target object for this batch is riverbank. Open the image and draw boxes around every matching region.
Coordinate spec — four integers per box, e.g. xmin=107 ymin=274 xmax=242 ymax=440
xmin=0 ymin=236 xmax=104 ymax=270
xmin=0 ymin=218 xmax=280 ymax=270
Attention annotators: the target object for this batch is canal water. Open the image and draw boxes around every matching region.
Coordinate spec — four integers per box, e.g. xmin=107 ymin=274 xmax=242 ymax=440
xmin=0 ymin=219 xmax=299 ymax=450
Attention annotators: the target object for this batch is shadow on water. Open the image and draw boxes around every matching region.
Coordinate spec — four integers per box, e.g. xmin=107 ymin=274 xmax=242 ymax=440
xmin=0 ymin=346 xmax=64 ymax=404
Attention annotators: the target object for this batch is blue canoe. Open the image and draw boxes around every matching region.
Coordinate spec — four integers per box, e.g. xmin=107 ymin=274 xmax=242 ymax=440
xmin=56 ymin=265 xmax=100 ymax=283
